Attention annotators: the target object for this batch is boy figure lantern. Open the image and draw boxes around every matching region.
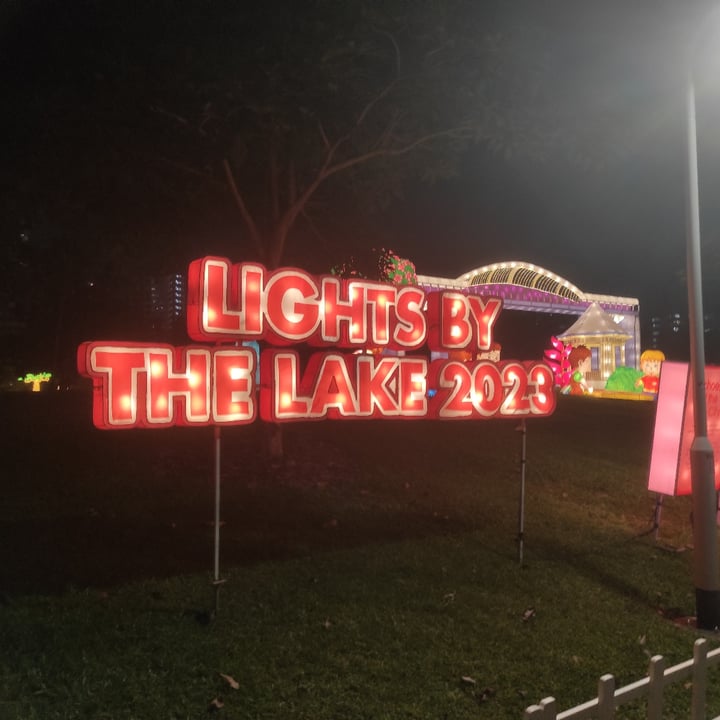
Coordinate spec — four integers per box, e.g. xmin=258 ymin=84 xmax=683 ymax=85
xmin=637 ymin=349 xmax=665 ymax=393
xmin=563 ymin=345 xmax=592 ymax=395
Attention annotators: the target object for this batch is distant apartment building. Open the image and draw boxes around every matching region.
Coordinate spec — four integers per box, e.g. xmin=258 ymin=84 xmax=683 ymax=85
xmin=647 ymin=309 xmax=720 ymax=364
xmin=648 ymin=312 xmax=686 ymax=357
xmin=142 ymin=273 xmax=186 ymax=340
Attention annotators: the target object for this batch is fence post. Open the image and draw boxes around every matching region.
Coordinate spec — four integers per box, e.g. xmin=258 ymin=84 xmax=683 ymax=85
xmin=523 ymin=641 xmax=720 ymax=720
xmin=647 ymin=655 xmax=666 ymax=719
xmin=523 ymin=705 xmax=544 ymax=718
xmin=692 ymin=638 xmax=708 ymax=720
xmin=597 ymin=674 xmax=616 ymax=720
xmin=523 ymin=697 xmax=556 ymax=719
xmin=539 ymin=697 xmax=557 ymax=718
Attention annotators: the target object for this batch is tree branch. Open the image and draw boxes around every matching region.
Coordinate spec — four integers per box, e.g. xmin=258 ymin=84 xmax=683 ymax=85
xmin=288 ymin=159 xmax=297 ymax=206
xmin=372 ymin=27 xmax=402 ymax=77
xmin=222 ymin=158 xmax=264 ymax=259
xmin=322 ymin=125 xmax=474 ymax=179
xmin=354 ymin=77 xmax=399 ymax=129
xmin=156 ymin=157 xmax=223 ymax=186
xmin=318 ymin=122 xmax=331 ymax=151
xmin=300 ymin=208 xmax=331 ymax=253
xmin=269 ymin=143 xmax=280 ymax=223
xmin=272 ymin=123 xmax=474 ymax=266
xmin=375 ymin=110 xmax=402 ymax=150
xmin=150 ymin=105 xmax=191 ymax=127
xmin=319 ymin=78 xmax=401 ymax=166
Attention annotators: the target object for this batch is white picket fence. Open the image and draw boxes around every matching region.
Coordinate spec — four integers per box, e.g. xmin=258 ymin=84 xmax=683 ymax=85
xmin=524 ymin=638 xmax=720 ymax=719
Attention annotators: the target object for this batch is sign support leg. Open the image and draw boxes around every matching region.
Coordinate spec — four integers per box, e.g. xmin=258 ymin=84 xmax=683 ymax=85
xmin=212 ymin=425 xmax=225 ymax=614
xmin=518 ymin=419 xmax=527 ymax=566
xmin=653 ymin=494 xmax=663 ymax=541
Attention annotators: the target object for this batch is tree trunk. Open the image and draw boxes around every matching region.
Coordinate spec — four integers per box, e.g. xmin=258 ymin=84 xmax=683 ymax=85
xmin=266 ymin=421 xmax=284 ymax=468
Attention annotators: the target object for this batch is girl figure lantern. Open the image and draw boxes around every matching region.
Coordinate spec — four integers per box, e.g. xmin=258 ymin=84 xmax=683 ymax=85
xmin=563 ymin=345 xmax=593 ymax=395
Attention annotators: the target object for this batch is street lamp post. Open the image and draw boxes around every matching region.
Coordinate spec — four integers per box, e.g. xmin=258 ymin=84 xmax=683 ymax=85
xmin=685 ymin=63 xmax=720 ymax=630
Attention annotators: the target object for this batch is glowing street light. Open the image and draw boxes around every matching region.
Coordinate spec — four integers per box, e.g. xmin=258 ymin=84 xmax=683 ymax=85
xmin=685 ymin=22 xmax=720 ymax=630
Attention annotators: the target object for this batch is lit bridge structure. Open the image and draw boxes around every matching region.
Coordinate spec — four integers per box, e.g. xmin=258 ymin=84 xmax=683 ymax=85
xmin=417 ymin=261 xmax=641 ymax=368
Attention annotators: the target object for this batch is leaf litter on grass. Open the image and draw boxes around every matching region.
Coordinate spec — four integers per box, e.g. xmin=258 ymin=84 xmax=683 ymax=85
xmin=2 ymin=395 xmax=719 ymax=718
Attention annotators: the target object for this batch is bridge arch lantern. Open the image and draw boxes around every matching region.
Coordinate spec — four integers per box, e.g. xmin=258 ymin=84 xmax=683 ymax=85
xmin=416 ymin=261 xmax=641 ymax=371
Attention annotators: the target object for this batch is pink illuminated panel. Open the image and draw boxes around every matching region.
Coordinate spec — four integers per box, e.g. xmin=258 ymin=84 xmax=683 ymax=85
xmin=648 ymin=362 xmax=720 ymax=496
xmin=648 ymin=362 xmax=689 ymax=495
xmin=675 ymin=365 xmax=720 ymax=495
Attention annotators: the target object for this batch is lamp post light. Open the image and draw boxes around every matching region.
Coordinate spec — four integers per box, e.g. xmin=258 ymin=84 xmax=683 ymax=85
xmin=685 ymin=58 xmax=720 ymax=630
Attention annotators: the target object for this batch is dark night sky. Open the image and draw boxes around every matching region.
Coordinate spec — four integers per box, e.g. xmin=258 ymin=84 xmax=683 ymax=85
xmin=385 ymin=0 xmax=720 ymax=323
xmin=5 ymin=0 xmax=720 ymax=356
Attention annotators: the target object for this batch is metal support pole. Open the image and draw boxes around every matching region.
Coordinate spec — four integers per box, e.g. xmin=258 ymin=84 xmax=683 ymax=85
xmin=213 ymin=425 xmax=225 ymax=614
xmin=518 ymin=420 xmax=527 ymax=566
xmin=685 ymin=70 xmax=720 ymax=629
xmin=653 ymin=494 xmax=663 ymax=542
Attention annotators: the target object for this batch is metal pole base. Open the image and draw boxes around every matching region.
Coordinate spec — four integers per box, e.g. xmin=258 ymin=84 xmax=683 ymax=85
xmin=695 ymin=589 xmax=720 ymax=631
xmin=690 ymin=438 xmax=720 ymax=628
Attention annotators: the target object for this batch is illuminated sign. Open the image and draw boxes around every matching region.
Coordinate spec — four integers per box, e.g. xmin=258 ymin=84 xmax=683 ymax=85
xmin=20 ymin=371 xmax=52 ymax=392
xmin=78 ymin=257 xmax=556 ymax=429
xmin=648 ymin=362 xmax=720 ymax=496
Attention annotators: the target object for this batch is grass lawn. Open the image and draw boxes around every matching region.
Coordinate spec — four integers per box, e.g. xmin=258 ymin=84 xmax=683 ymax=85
xmin=1 ymin=391 xmax=718 ymax=719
